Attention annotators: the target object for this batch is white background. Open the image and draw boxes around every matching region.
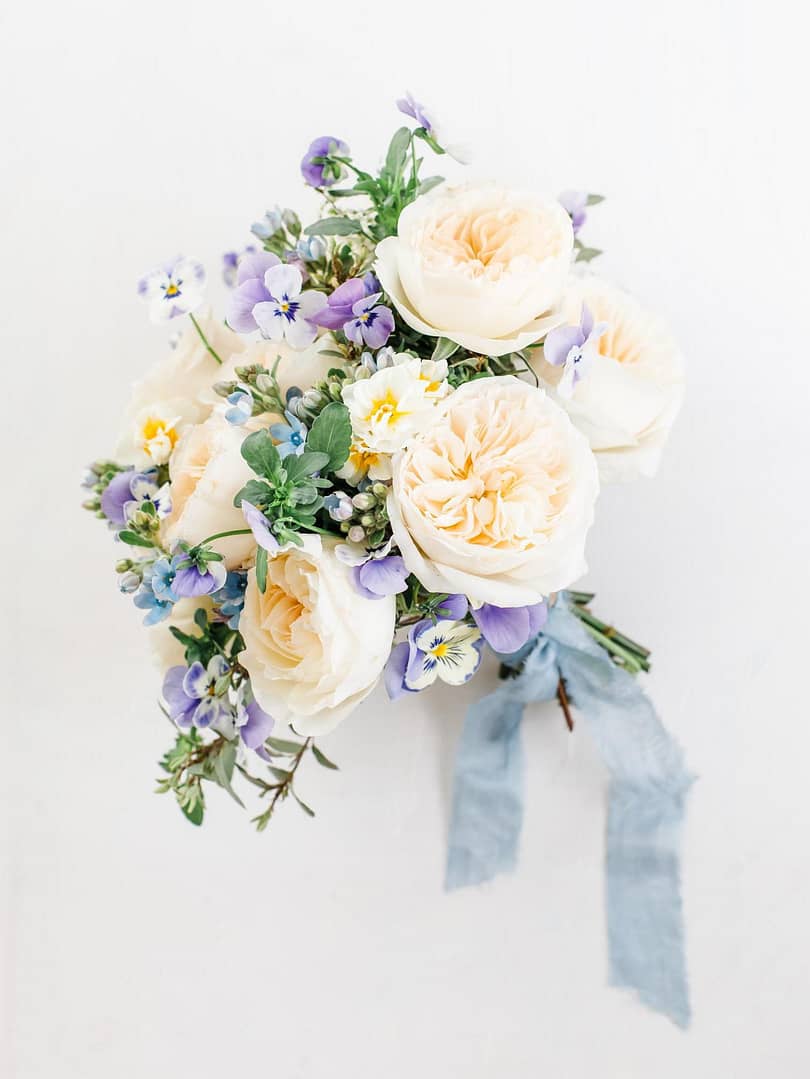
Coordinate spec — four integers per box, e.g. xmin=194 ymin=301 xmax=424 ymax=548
xmin=2 ymin=1 xmax=809 ymax=1075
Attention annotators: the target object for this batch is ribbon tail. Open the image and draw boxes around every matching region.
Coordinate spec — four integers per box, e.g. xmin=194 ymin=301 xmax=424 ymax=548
xmin=607 ymin=779 xmax=693 ymax=1027
xmin=445 ymin=696 xmax=525 ymax=890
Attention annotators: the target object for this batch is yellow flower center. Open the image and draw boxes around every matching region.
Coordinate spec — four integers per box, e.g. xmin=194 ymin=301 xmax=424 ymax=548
xmin=430 ymin=642 xmax=449 ymax=658
xmin=363 ymin=389 xmax=409 ymax=428
xmin=140 ymin=417 xmax=179 ymax=456
xmin=165 ymin=283 xmax=180 ymax=298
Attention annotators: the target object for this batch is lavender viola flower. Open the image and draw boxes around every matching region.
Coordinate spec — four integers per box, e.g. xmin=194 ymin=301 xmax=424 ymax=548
xmin=241 ymin=501 xmax=279 ymax=553
xmin=559 ymin=190 xmax=588 ymax=235
xmin=225 ymin=386 xmax=254 ymax=426
xmin=252 ymin=265 xmax=326 ymax=350
xmin=172 ymin=558 xmax=227 ymax=598
xmin=222 ymin=245 xmax=256 ymax=288
xmin=396 ymin=91 xmax=435 ymax=134
xmin=471 ymin=600 xmax=548 ymax=654
xmin=137 ymin=256 xmax=206 ymax=323
xmin=101 ymin=470 xmax=171 ymax=527
xmin=213 ymin=571 xmax=247 ymax=630
xmin=300 ymin=136 xmax=350 ymax=188
xmin=344 ymin=293 xmax=395 ymax=350
xmin=269 ymin=410 xmax=308 ymax=458
xmin=385 ymin=617 xmax=483 ymax=697
xmin=162 ymin=656 xmax=232 ymax=730
xmin=314 ymin=277 xmax=371 ymax=331
xmin=543 ymin=303 xmax=608 ymax=398
xmin=336 ymin=538 xmax=409 ymax=600
xmin=225 ymin=251 xmax=281 ymax=334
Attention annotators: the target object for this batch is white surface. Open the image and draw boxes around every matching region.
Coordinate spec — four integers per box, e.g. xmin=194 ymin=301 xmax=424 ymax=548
xmin=2 ymin=1 xmax=809 ymax=1076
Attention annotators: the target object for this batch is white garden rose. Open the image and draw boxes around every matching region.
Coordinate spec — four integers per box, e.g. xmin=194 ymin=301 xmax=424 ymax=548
xmin=375 ymin=183 xmax=573 ymax=356
xmin=388 ymin=376 xmax=599 ymax=606
xmin=529 ymin=277 xmax=685 ymax=481
xmin=162 ymin=410 xmax=258 ymax=568
xmin=239 ymin=536 xmax=396 ymax=736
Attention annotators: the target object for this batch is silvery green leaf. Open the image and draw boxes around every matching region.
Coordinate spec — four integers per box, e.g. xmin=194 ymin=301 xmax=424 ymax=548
xmin=586 ymin=193 xmax=605 ymax=205
xmin=266 ymin=736 xmax=304 ymax=755
xmin=576 ymin=246 xmax=603 ymax=262
xmin=311 ymin=744 xmax=339 ymax=771
xmin=431 ymin=337 xmax=460 ymax=363
xmin=385 ymin=126 xmax=411 ymax=179
xmin=418 ymin=176 xmax=445 ymax=196
xmin=306 ymin=402 xmax=352 ymax=472
xmin=303 ymin=218 xmax=363 ymax=237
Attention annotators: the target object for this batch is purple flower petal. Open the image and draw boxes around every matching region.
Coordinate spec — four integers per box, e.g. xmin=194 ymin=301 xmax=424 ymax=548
xmin=241 ymin=501 xmax=279 ymax=553
xmin=472 ymin=603 xmax=540 ymax=654
xmin=173 ymin=562 xmax=228 ymax=597
xmin=527 ymin=601 xmax=548 ymax=637
xmin=162 ymin=666 xmax=197 ymax=726
xmin=435 ymin=594 xmax=468 ymax=620
xmin=182 ymin=661 xmax=209 ymax=700
xmin=226 ymin=278 xmax=272 ymax=334
xmin=384 ymin=641 xmax=412 ymax=700
xmin=101 ymin=470 xmax=136 ymax=527
xmin=356 ymin=555 xmax=409 ymax=598
xmin=543 ymin=324 xmax=584 ymax=367
xmin=240 ymin=700 xmax=275 ymax=750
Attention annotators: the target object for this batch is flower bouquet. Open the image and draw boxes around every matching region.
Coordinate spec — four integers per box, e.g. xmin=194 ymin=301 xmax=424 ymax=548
xmin=83 ymin=95 xmax=692 ymax=1025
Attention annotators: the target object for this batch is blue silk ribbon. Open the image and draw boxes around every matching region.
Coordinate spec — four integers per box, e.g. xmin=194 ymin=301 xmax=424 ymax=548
xmin=445 ymin=594 xmax=694 ymax=1028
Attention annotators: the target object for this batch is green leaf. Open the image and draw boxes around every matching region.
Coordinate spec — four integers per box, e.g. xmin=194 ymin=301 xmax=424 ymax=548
xmin=269 ymin=766 xmax=292 ymax=782
xmin=303 ymin=217 xmax=363 ymax=237
xmin=266 ymin=736 xmax=305 ymax=755
xmin=234 ymin=479 xmax=275 ymax=510
xmin=385 ymin=126 xmax=411 ymax=179
xmin=431 ymin=337 xmax=460 ymax=363
xmin=418 ymin=176 xmax=445 ymax=196
xmin=256 ymin=546 xmax=268 ymax=594
xmin=117 ymin=530 xmax=154 ymax=548
xmin=212 ymin=742 xmax=245 ymax=807
xmin=311 ymin=744 xmax=339 ymax=771
xmin=575 ymin=245 xmax=603 ymax=263
xmin=284 ymin=451 xmax=330 ymax=482
xmin=291 ymin=788 xmax=315 ymax=817
xmin=179 ymin=796 xmax=204 ymax=826
xmin=306 ymin=402 xmax=352 ymax=472
xmin=586 ymin=193 xmax=605 ymax=206
xmin=241 ymin=429 xmax=281 ymax=480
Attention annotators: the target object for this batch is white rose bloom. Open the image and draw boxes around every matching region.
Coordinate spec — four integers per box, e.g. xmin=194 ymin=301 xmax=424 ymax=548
xmin=375 ymin=183 xmax=573 ymax=357
xmin=529 ymin=277 xmax=685 ymax=481
xmin=388 ymin=376 xmax=599 ymax=606
xmin=239 ymin=537 xmax=396 ymax=736
xmin=162 ymin=410 xmax=258 ymax=568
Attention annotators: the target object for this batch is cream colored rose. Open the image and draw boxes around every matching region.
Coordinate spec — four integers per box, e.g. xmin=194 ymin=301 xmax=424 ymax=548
xmin=162 ymin=410 xmax=258 ymax=568
xmin=375 ymin=183 xmax=573 ymax=357
xmin=529 ymin=277 xmax=685 ymax=481
xmin=388 ymin=376 xmax=599 ymax=606
xmin=239 ymin=537 xmax=395 ymax=736
xmin=148 ymin=596 xmax=215 ymax=669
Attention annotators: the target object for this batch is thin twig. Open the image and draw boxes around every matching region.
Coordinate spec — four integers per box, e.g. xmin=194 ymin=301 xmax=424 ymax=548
xmin=556 ymin=677 xmax=574 ymax=732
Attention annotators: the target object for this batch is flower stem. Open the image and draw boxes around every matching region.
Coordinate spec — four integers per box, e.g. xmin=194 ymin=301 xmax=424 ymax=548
xmin=189 ymin=312 xmax=223 ymax=365
xmin=557 ymin=677 xmax=574 ymax=732
xmin=197 ymin=528 xmax=252 ymax=546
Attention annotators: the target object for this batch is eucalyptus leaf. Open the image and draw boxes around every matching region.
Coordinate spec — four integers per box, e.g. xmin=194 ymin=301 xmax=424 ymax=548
xmin=266 ymin=736 xmax=305 ymax=755
xmin=291 ymin=789 xmax=316 ymax=817
xmin=117 ymin=530 xmax=154 ymax=548
xmin=303 ymin=217 xmax=363 ymax=237
xmin=385 ymin=126 xmax=411 ymax=179
xmin=586 ymin=193 xmax=605 ymax=205
xmin=311 ymin=744 xmax=339 ymax=771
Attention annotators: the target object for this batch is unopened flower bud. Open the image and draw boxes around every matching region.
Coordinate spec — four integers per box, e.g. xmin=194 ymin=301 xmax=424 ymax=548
xmin=302 ymin=390 xmax=324 ymax=409
xmin=359 ymin=513 xmax=376 ymax=528
xmin=214 ymin=380 xmax=234 ymax=397
xmin=371 ymin=483 xmax=389 ymax=500
xmin=296 ymin=235 xmax=326 ymax=262
xmin=255 ymin=373 xmax=275 ymax=394
xmin=115 ymin=559 xmax=133 ymax=574
xmin=82 ymin=498 xmax=100 ymax=512
xmin=118 ymin=572 xmax=140 ymax=594
xmin=352 ymin=492 xmax=376 ymax=511
xmin=348 ymin=525 xmax=366 ymax=543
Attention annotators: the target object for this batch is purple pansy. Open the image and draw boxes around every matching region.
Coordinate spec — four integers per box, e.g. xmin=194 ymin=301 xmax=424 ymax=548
xmin=102 ymin=470 xmax=171 ymax=528
xmin=385 ymin=617 xmax=483 ymax=697
xmin=225 ymin=251 xmax=281 ymax=334
xmin=314 ymin=277 xmax=368 ymax=330
xmin=472 ymin=601 xmax=548 ymax=654
xmin=241 ymin=500 xmax=279 ymax=553
xmin=396 ymin=92 xmax=434 ymax=134
xmin=301 ymin=136 xmax=350 ymax=188
xmin=162 ymin=655 xmax=231 ymax=730
xmin=344 ymin=293 xmax=395 ymax=349
xmin=559 ymin=190 xmax=588 ymax=235
xmin=252 ymin=265 xmax=326 ymax=350
xmin=336 ymin=539 xmax=409 ymax=600
xmin=172 ymin=560 xmax=228 ymax=598
xmin=236 ymin=693 xmax=275 ymax=756
xmin=137 ymin=256 xmax=206 ymax=323
xmin=543 ymin=303 xmax=608 ymax=398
